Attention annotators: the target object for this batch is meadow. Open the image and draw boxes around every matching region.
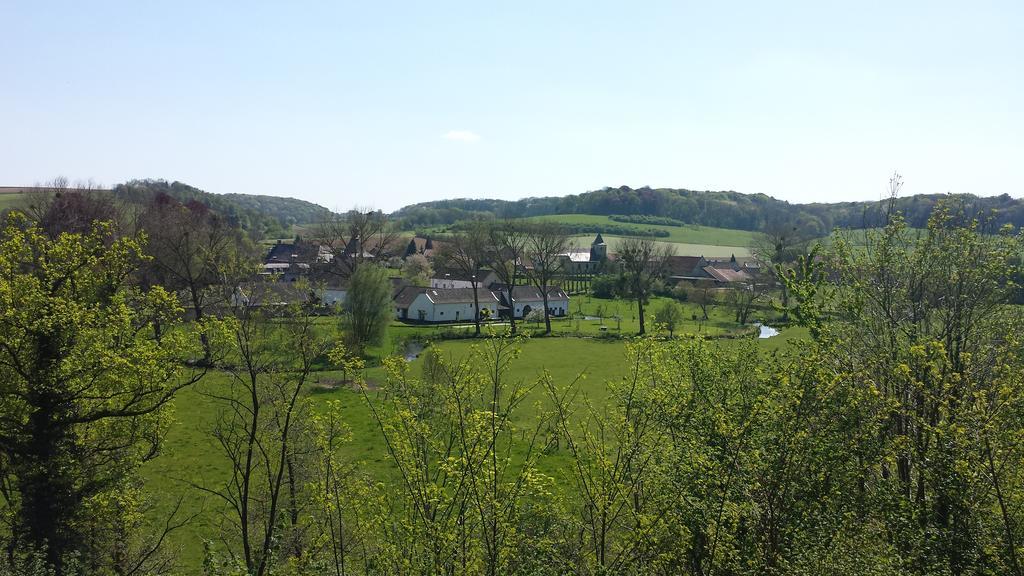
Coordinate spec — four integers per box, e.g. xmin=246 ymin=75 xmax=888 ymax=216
xmin=0 ymin=191 xmax=26 ymax=212
xmin=142 ymin=296 xmax=804 ymax=570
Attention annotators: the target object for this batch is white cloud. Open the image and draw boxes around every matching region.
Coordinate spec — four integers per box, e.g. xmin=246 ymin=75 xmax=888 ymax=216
xmin=442 ymin=130 xmax=481 ymax=143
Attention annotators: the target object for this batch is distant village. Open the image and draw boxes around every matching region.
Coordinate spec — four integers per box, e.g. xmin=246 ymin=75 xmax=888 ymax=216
xmin=245 ymin=232 xmax=763 ymax=324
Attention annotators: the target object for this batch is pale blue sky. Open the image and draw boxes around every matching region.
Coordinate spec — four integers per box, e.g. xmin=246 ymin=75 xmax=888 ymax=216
xmin=2 ymin=1 xmax=1022 ymax=211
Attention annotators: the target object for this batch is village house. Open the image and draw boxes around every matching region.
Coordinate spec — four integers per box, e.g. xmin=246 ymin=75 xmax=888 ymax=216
xmin=494 ymin=285 xmax=571 ymax=320
xmin=394 ymin=287 xmax=500 ymax=323
xmin=393 ymin=285 xmax=570 ymax=324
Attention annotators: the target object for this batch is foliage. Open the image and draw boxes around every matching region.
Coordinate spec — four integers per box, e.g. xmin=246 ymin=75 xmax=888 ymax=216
xmin=589 ymin=274 xmax=621 ymax=299
xmin=343 ymin=264 xmax=393 ymax=352
xmin=400 ymin=253 xmax=433 ymax=286
xmin=114 ymin=179 xmax=332 ymax=239
xmin=652 ymin=299 xmax=683 ymax=336
xmin=363 ymin=335 xmax=561 ymax=574
xmin=609 ymin=213 xmax=686 ymax=227
xmin=617 ymin=237 xmax=674 ymax=334
xmin=393 ymin=184 xmax=1024 ymax=235
xmin=0 ymin=212 xmax=204 ymax=574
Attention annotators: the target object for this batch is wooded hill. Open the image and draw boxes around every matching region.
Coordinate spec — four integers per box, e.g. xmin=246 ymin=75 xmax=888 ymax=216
xmin=393 ymin=185 xmax=1024 ymax=234
xmin=113 ymin=179 xmax=333 ymax=239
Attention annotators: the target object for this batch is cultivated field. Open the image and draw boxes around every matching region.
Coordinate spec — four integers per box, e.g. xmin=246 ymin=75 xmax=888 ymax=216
xmin=525 ymin=214 xmax=758 ymax=246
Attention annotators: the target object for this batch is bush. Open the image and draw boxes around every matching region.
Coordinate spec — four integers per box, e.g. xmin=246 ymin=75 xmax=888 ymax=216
xmin=590 ymin=274 xmax=621 ymax=299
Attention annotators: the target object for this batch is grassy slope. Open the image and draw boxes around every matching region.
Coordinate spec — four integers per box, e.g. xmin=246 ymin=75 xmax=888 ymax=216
xmin=0 ymin=192 xmax=26 ymax=212
xmin=524 ymin=214 xmax=758 ymax=246
xmin=574 ymin=234 xmax=751 ymax=258
xmin=142 ymin=309 xmax=802 ymax=571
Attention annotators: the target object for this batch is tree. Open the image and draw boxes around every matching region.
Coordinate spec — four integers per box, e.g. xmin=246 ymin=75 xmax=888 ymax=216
xmin=366 ymin=336 xmax=558 ymax=574
xmin=524 ymin=222 xmax=570 ymax=334
xmin=724 ymin=279 xmax=767 ymax=324
xmin=0 ymin=213 xmax=205 ymax=573
xmin=653 ymin=300 xmax=683 ymax=337
xmin=686 ymin=279 xmax=717 ymax=321
xmin=198 ymin=293 xmax=335 ymax=576
xmin=437 ymin=220 xmax=491 ymax=335
xmin=138 ymin=192 xmax=244 ymax=364
xmin=401 ymin=253 xmax=433 ymax=286
xmin=790 ymin=202 xmax=1024 ymax=574
xmin=590 ymin=274 xmax=621 ymax=299
xmin=23 ymin=178 xmax=122 ymax=239
xmin=617 ymin=237 xmax=674 ymax=335
xmin=315 ymin=208 xmax=399 ymax=277
xmin=487 ymin=220 xmax=529 ymax=335
xmin=343 ymin=264 xmax=392 ymax=353
xmin=751 ymin=212 xmax=817 ymax=316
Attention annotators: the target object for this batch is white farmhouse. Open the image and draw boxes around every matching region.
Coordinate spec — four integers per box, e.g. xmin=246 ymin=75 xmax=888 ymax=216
xmin=394 ymin=287 xmax=500 ymax=323
xmin=495 ymin=285 xmax=570 ymax=320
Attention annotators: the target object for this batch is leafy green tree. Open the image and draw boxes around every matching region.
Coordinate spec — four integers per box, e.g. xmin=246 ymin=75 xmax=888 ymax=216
xmin=0 ymin=213 xmax=205 ymax=574
xmin=198 ymin=295 xmax=336 ymax=576
xmin=343 ymin=264 xmax=393 ymax=353
xmin=365 ymin=336 xmax=559 ymax=574
xmin=653 ymin=300 xmax=683 ymax=336
xmin=794 ymin=205 xmax=1024 ymax=575
xmin=401 ymin=253 xmax=433 ymax=286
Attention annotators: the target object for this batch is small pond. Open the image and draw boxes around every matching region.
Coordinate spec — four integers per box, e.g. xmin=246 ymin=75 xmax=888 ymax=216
xmin=403 ymin=341 xmax=425 ymax=361
xmin=756 ymin=324 xmax=780 ymax=339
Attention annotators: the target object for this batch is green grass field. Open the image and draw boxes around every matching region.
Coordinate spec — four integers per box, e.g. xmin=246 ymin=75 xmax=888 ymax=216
xmin=141 ymin=306 xmax=803 ymax=571
xmin=0 ymin=192 xmax=26 ymax=212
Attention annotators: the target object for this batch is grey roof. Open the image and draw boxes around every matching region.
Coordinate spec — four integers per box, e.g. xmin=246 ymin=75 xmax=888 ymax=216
xmin=702 ymin=266 xmax=752 ymax=283
xmin=423 ymin=287 xmax=499 ymax=305
xmin=494 ymin=285 xmax=569 ymax=306
xmin=393 ymin=286 xmax=427 ymax=308
xmin=432 ymin=268 xmax=494 ymax=283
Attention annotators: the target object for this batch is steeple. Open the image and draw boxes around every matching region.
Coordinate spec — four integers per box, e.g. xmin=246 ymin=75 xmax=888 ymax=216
xmin=590 ymin=233 xmax=608 ymax=261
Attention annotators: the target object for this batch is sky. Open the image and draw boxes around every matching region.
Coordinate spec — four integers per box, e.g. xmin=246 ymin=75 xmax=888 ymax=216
xmin=1 ymin=1 xmax=1022 ymax=212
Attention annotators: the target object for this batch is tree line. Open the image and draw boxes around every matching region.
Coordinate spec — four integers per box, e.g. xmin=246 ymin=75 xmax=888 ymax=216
xmin=393 ymin=184 xmax=1024 ymax=235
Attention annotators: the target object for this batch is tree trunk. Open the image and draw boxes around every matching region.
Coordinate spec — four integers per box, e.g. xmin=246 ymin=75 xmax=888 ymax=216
xmin=189 ymin=285 xmax=211 ymax=365
xmin=637 ymin=298 xmax=646 ymax=335
xmin=507 ymin=286 xmax=517 ymax=335
xmin=17 ymin=333 xmax=79 ymax=573
xmin=541 ymin=288 xmax=551 ymax=334
xmin=471 ymin=281 xmax=481 ymax=335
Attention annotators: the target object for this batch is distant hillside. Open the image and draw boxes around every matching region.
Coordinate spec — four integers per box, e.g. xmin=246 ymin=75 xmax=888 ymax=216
xmin=393 ymin=186 xmax=1024 ymax=234
xmin=113 ymin=179 xmax=333 ymax=239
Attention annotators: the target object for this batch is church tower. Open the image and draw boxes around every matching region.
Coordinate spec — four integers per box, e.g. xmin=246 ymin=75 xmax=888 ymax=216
xmin=590 ymin=233 xmax=607 ymax=261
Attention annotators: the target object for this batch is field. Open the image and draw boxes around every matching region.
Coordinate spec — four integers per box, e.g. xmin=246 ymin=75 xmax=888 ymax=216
xmin=524 ymin=214 xmax=757 ymax=246
xmin=0 ymin=191 xmax=26 ymax=212
xmin=141 ymin=301 xmax=805 ymax=571
xmin=572 ymin=234 xmax=750 ymax=257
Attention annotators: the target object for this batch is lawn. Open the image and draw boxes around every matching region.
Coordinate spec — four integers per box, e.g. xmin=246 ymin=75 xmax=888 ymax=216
xmin=141 ymin=307 xmax=803 ymax=571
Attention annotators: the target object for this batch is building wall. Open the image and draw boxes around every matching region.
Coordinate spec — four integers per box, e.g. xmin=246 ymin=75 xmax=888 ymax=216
xmin=319 ymin=288 xmax=347 ymax=307
xmin=398 ymin=294 xmax=499 ymax=323
xmin=511 ymin=297 xmax=570 ymax=318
